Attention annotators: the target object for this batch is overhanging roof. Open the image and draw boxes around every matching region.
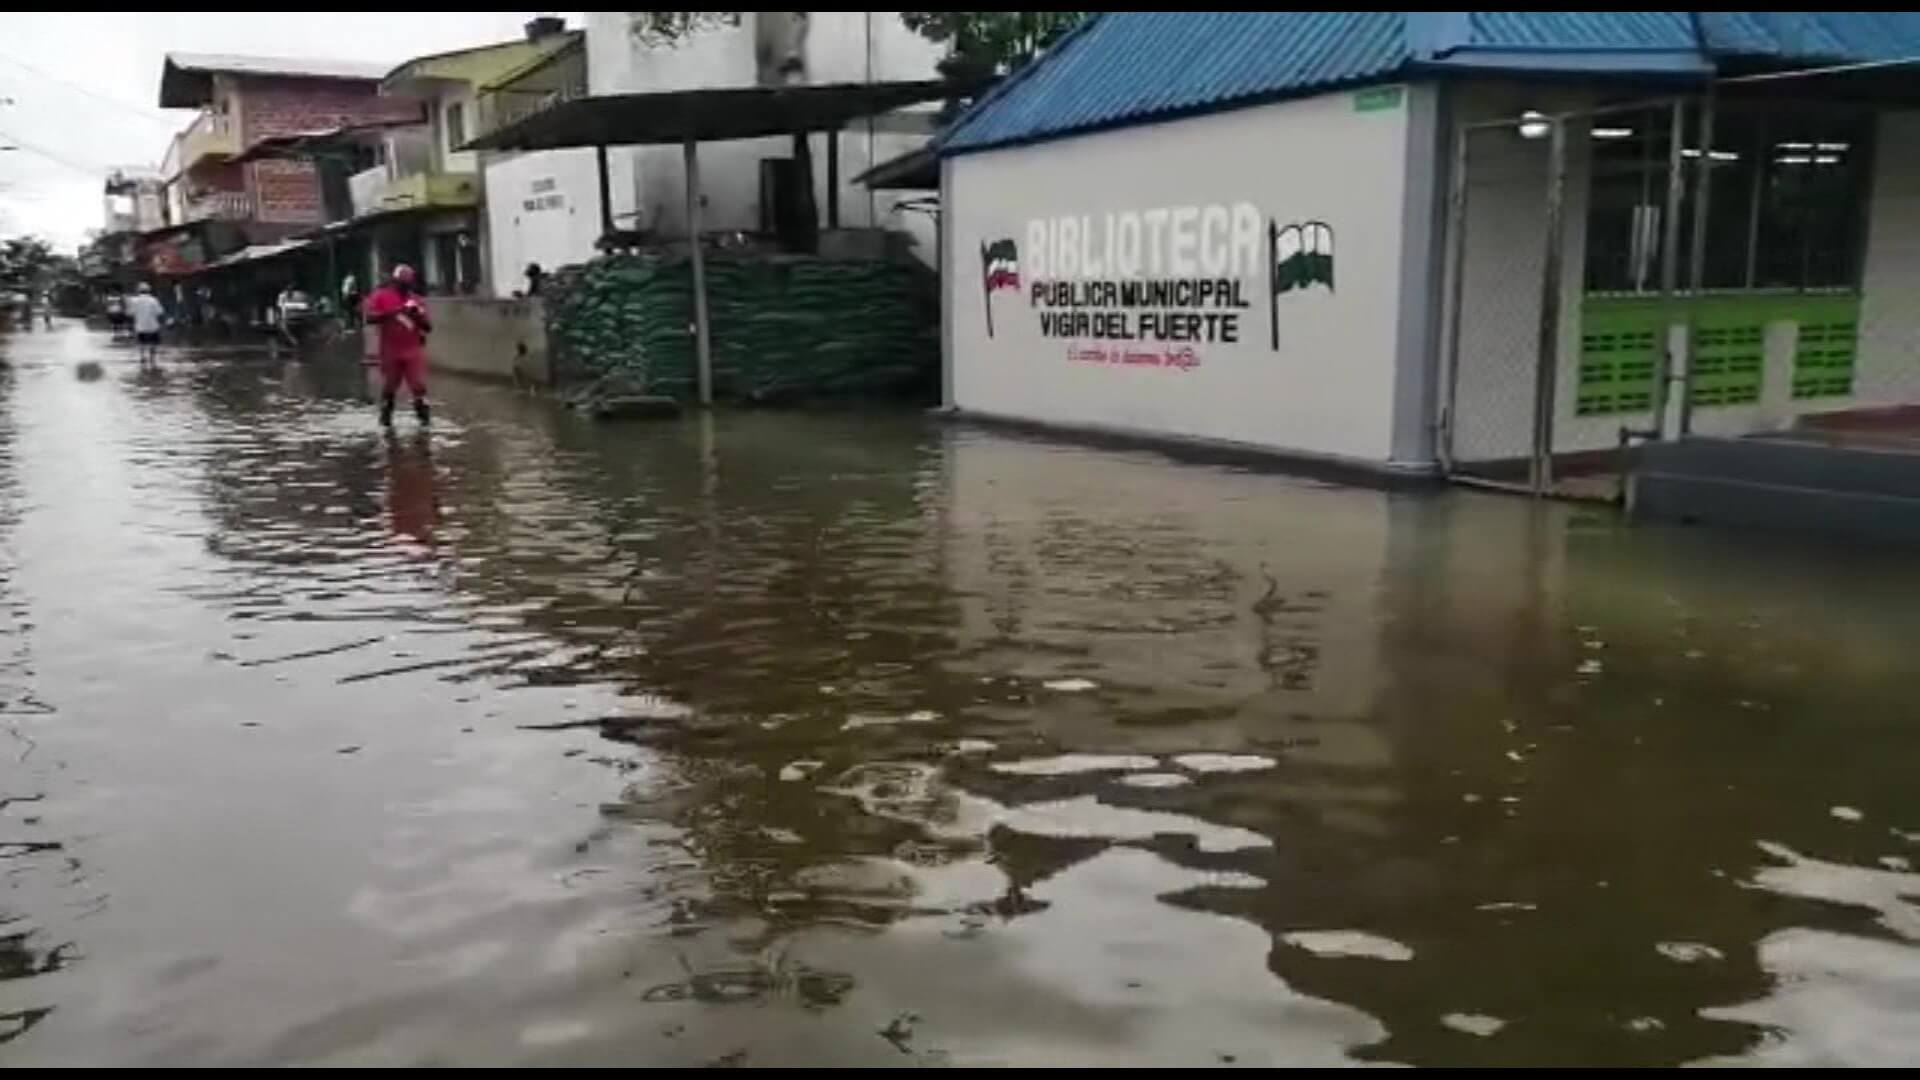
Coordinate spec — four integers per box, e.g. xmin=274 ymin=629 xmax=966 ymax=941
xmin=161 ymin=51 xmax=389 ymax=108
xmin=853 ymin=143 xmax=938 ymax=190
xmin=463 ymin=80 xmax=955 ymax=151
xmin=228 ymin=120 xmax=422 ymax=165
xmin=208 ymin=239 xmax=310 ymax=270
xmin=941 ymin=11 xmax=1920 ymax=155
xmin=382 ymin=31 xmax=582 ymax=95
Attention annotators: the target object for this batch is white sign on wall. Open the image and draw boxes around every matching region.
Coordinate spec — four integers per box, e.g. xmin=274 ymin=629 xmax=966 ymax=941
xmin=980 ymin=203 xmax=1336 ymax=368
xmin=523 ymin=177 xmax=566 ymax=213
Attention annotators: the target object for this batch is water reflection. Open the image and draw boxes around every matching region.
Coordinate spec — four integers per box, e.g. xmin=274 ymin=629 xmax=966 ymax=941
xmin=0 ymin=328 xmax=1917 ymax=1064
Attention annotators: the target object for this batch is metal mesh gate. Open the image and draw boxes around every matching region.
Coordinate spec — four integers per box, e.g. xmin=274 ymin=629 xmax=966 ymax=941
xmin=1439 ymin=100 xmax=1688 ymax=494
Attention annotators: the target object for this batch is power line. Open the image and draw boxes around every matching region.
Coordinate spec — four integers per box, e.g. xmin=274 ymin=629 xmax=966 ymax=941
xmin=0 ymin=49 xmax=179 ymax=130
xmin=0 ymin=127 xmax=108 ymax=176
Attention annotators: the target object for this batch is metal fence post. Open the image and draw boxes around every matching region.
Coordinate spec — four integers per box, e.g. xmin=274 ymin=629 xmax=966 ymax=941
xmin=1530 ymin=117 xmax=1569 ymax=495
xmin=1680 ymin=90 xmax=1716 ymax=437
xmin=1652 ymin=99 xmax=1687 ymax=441
xmin=1437 ymin=123 xmax=1471 ymax=476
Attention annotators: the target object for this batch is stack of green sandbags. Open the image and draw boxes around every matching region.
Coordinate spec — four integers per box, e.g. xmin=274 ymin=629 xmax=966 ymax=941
xmin=543 ymin=251 xmax=938 ymax=404
xmin=542 ymin=254 xmax=692 ymax=391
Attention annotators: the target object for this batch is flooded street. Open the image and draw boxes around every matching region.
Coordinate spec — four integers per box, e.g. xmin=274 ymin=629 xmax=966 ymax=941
xmin=2 ymin=324 xmax=1919 ymax=1065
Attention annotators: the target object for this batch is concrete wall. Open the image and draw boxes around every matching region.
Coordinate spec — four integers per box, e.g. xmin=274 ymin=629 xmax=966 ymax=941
xmin=483 ymin=148 xmax=606 ymax=292
xmin=583 ymin=11 xmax=941 ymax=238
xmin=944 ymin=86 xmax=1428 ymax=468
xmin=418 ymin=296 xmax=548 ymax=384
xmin=1854 ymin=110 xmax=1920 ymax=408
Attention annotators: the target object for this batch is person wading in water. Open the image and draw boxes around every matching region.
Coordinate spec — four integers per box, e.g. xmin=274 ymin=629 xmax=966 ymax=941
xmin=363 ymin=264 xmax=433 ymax=427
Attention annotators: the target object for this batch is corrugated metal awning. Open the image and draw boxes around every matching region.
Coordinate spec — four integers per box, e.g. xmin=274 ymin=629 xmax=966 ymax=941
xmin=462 ymin=80 xmax=957 ymax=151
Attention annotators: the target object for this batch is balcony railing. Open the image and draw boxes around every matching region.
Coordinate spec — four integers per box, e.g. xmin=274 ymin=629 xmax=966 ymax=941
xmin=348 ymin=167 xmax=479 ymax=218
xmin=179 ymin=111 xmax=239 ymax=173
xmin=184 ymin=191 xmax=252 ymax=222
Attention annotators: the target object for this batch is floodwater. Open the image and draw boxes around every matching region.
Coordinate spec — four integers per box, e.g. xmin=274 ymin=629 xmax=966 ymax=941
xmin=3 ymin=324 xmax=1920 ymax=1066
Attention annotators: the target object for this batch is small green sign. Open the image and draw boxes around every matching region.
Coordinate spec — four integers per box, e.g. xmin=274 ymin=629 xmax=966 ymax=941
xmin=1353 ymin=86 xmax=1404 ymax=113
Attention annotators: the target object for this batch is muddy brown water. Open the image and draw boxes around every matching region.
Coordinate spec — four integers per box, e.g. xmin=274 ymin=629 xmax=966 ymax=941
xmin=2 ymin=324 xmax=1918 ymax=1065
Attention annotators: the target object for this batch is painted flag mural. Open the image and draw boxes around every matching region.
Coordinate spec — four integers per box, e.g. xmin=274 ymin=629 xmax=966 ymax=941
xmin=981 ymin=238 xmax=1020 ymax=337
xmin=1268 ymin=220 xmax=1335 ymax=349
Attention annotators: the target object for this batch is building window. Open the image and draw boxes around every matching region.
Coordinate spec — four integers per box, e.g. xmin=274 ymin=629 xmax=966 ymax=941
xmin=1584 ymin=105 xmax=1875 ymax=295
xmin=445 ymin=102 xmax=466 ymax=153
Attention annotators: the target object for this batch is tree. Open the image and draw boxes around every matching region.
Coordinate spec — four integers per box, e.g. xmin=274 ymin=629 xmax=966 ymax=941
xmin=0 ymin=235 xmax=56 ymax=289
xmin=626 ymin=11 xmax=741 ymax=47
xmin=901 ymin=11 xmax=1090 ymax=84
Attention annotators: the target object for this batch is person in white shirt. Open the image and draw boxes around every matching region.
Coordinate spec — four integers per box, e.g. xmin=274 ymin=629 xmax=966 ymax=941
xmin=127 ymin=282 xmax=166 ymax=366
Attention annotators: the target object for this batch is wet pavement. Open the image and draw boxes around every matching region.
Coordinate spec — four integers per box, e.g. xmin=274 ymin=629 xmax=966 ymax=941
xmin=2 ymin=322 xmax=1919 ymax=1066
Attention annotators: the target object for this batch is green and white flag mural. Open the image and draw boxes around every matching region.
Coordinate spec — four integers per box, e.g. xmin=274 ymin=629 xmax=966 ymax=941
xmin=1267 ymin=220 xmax=1335 ymax=349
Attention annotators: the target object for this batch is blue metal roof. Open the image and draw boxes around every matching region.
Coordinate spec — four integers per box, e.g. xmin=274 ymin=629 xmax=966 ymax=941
xmin=941 ymin=12 xmax=1406 ymax=158
xmin=941 ymin=11 xmax=1920 ymax=156
xmin=1697 ymin=11 xmax=1920 ymax=63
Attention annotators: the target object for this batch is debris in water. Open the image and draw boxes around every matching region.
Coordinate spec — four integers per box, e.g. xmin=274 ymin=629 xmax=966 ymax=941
xmin=1042 ymin=678 xmax=1098 ymax=693
xmin=1475 ymin=901 xmax=1538 ymax=913
xmin=779 ymin=760 xmax=825 ymax=782
xmin=878 ymin=1011 xmax=918 ymax=1053
xmin=1577 ymin=659 xmax=1603 ymax=676
xmin=1505 ymin=750 xmax=1524 ymax=763
xmin=1626 ymin=1016 xmax=1666 ymax=1034
xmin=1442 ymin=1013 xmax=1505 ymax=1037
xmin=1281 ymin=930 xmax=1413 ymax=962
xmin=1831 ymin=805 xmax=1865 ymax=823
xmin=947 ymin=739 xmax=996 ymax=755
xmin=1878 ymin=855 xmax=1911 ymax=872
xmin=1655 ymin=941 xmax=1724 ymax=964
xmin=335 ymin=745 xmax=362 ymax=755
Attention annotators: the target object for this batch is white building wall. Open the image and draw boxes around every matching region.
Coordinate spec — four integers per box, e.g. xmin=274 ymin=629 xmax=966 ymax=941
xmin=441 ymin=88 xmax=481 ymax=175
xmin=484 ymin=148 xmax=606 ymax=291
xmin=945 ymin=87 xmax=1423 ymax=466
xmin=583 ymin=11 xmax=940 ymax=238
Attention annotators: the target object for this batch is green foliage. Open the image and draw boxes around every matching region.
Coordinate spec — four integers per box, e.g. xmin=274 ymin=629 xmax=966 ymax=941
xmin=0 ymin=235 xmax=56 ymax=287
xmin=626 ymin=11 xmax=742 ymax=47
xmin=900 ymin=11 xmax=1090 ymax=83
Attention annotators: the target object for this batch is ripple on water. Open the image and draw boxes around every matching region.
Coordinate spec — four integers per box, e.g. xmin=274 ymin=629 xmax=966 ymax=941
xmin=1281 ymin=930 xmax=1414 ymax=962
xmin=990 ymin=754 xmax=1159 ymax=776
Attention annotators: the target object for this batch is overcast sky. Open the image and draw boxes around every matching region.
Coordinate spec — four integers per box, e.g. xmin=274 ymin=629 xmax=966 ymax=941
xmin=0 ymin=11 xmax=579 ymax=252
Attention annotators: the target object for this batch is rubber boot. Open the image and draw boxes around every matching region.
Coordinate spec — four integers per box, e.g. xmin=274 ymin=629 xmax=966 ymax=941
xmin=414 ymin=398 xmax=431 ymax=426
xmin=379 ymin=392 xmax=396 ymax=427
